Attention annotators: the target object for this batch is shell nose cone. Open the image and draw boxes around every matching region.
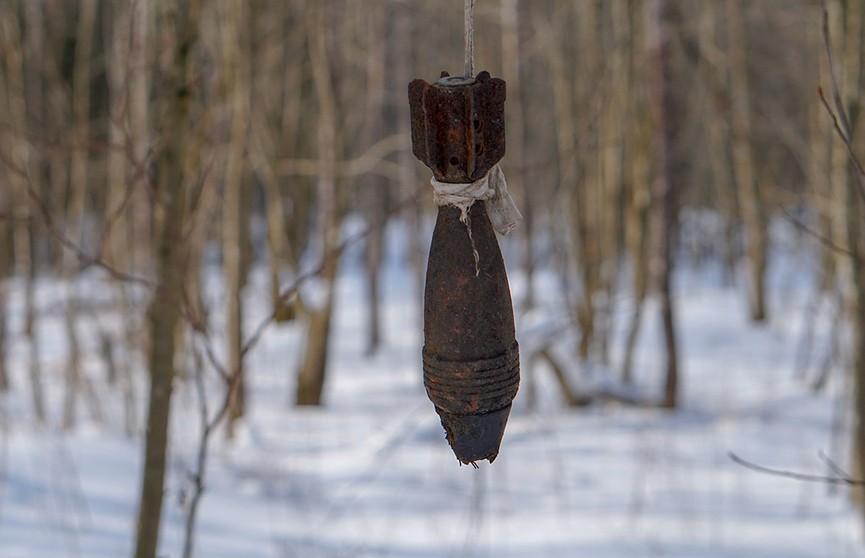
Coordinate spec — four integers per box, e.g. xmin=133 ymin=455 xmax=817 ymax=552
xmin=436 ymin=404 xmax=512 ymax=465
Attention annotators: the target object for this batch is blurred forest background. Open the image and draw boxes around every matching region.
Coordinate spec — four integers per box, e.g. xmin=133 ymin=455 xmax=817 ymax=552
xmin=2 ymin=0 xmax=865 ymax=556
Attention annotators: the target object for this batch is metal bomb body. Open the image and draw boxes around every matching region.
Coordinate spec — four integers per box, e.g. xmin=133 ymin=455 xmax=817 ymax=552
xmin=408 ymin=71 xmax=519 ymax=465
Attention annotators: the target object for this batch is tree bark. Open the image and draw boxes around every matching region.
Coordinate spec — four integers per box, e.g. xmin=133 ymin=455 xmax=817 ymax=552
xmin=0 ymin=2 xmax=44 ymax=418
xmin=222 ymin=0 xmax=251 ymax=436
xmin=361 ymin=1 xmax=386 ymax=355
xmin=133 ymin=1 xmax=199 ymax=556
xmin=250 ymin=0 xmax=298 ymax=323
xmin=501 ymin=0 xmax=534 ymax=310
xmin=647 ymin=0 xmax=680 ymax=409
xmin=296 ymin=0 xmax=340 ymax=406
xmin=621 ymin=0 xmax=652 ymax=384
xmin=725 ymin=0 xmax=768 ymax=323
xmin=61 ymin=0 xmax=98 ymax=430
xmin=699 ymin=1 xmax=740 ymax=287
xmin=826 ymin=0 xmax=865 ymax=516
xmin=393 ymin=2 xmax=423 ymax=313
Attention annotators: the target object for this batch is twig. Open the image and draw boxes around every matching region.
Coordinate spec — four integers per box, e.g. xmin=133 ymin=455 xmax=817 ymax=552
xmin=819 ymin=1 xmax=865 ymax=204
xmin=182 ymin=343 xmax=212 ymax=558
xmin=0 ymin=143 xmax=153 ymax=287
xmin=817 ymin=87 xmax=865 ymax=202
xmin=780 ymin=206 xmax=853 ymax=257
xmin=238 ymin=184 xmax=426 ymax=365
xmin=818 ymin=450 xmax=851 ymax=479
xmin=728 ymin=452 xmax=865 ymax=486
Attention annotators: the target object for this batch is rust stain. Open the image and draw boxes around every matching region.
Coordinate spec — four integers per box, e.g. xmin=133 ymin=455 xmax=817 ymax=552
xmin=408 ymin=70 xmax=520 ymax=465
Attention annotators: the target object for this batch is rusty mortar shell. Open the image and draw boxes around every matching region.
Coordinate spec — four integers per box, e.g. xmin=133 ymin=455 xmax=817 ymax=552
xmin=408 ymin=71 xmax=519 ymax=465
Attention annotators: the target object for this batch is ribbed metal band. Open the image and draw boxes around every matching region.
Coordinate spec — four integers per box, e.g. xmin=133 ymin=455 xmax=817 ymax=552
xmin=422 ymin=342 xmax=520 ymax=416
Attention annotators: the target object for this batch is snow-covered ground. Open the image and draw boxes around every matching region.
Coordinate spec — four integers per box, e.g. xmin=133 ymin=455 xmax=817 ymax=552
xmin=1 ymin=226 xmax=863 ymax=557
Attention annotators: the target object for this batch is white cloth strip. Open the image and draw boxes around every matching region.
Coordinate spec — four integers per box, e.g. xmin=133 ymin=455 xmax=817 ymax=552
xmin=430 ymin=163 xmax=522 ymax=235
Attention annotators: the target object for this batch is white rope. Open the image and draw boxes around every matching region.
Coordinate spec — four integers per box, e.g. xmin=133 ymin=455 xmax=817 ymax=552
xmin=465 ymin=0 xmax=475 ymax=77
xmin=431 ymin=164 xmax=522 ymax=275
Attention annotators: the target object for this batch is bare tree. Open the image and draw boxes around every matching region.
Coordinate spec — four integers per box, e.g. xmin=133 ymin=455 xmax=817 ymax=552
xmin=296 ymin=0 xmax=341 ymax=406
xmin=621 ymin=0 xmax=653 ymax=384
xmin=646 ymin=0 xmax=680 ymax=408
xmin=821 ymin=0 xmax=865 ymax=516
xmin=133 ymin=0 xmax=201 ymax=555
xmin=725 ymin=0 xmax=768 ymax=323
xmin=61 ymin=0 xmax=98 ymax=430
xmin=500 ymin=0 xmax=534 ymax=310
xmin=0 ymin=2 xmax=45 ymax=418
xmin=221 ymin=0 xmax=251 ymax=436
xmin=360 ymin=1 xmax=387 ymax=354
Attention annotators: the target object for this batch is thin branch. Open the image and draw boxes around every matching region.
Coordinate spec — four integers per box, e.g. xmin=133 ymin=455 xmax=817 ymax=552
xmin=819 ymin=2 xmax=865 ymax=204
xmin=239 ymin=183 xmax=426 ymax=364
xmin=276 ymin=133 xmax=410 ymax=178
xmin=818 ymin=87 xmax=865 ymax=186
xmin=780 ymin=206 xmax=854 ymax=257
xmin=0 ymin=146 xmax=153 ymax=286
xmin=728 ymin=452 xmax=865 ymax=486
xmin=0 ymin=213 xmax=32 ymax=224
xmin=818 ymin=450 xmax=852 ymax=479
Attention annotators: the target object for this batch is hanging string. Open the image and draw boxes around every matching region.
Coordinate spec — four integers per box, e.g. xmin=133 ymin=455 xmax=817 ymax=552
xmin=464 ymin=0 xmax=475 ymax=77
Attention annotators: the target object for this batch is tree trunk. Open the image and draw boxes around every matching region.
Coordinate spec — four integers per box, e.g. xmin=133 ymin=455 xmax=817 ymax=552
xmin=296 ymin=0 xmax=340 ymax=406
xmin=596 ymin=0 xmax=631 ymax=364
xmin=251 ymin=1 xmax=296 ymax=323
xmin=361 ymin=1 xmax=386 ymax=355
xmin=825 ymin=0 xmax=865 ymax=516
xmin=621 ymin=0 xmax=652 ymax=384
xmin=61 ymin=0 xmax=98 ymax=430
xmin=222 ymin=0 xmax=251 ymax=436
xmin=725 ymin=0 xmax=768 ymax=323
xmin=0 ymin=200 xmax=8 ymax=392
xmin=104 ymin=0 xmax=137 ymax=425
xmin=647 ymin=0 xmax=680 ymax=409
xmin=394 ymin=3 xmax=423 ymax=313
xmin=698 ymin=1 xmax=739 ymax=287
xmin=573 ymin=1 xmax=601 ymax=361
xmin=0 ymin=2 xmax=45 ymax=419
xmin=105 ymin=0 xmax=131 ymax=270
xmin=133 ymin=1 xmax=198 ymax=556
xmin=501 ymin=0 xmax=534 ymax=310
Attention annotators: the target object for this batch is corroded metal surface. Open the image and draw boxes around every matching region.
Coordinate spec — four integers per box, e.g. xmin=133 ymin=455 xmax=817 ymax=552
xmin=408 ymin=70 xmax=519 ymax=465
xmin=409 ymin=71 xmax=506 ymax=183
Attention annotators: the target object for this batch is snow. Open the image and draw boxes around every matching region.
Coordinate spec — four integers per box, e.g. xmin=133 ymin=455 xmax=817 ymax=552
xmin=1 ymin=230 xmax=864 ymax=557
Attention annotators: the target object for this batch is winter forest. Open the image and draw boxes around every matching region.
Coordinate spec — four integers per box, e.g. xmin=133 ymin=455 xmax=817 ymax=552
xmin=2 ymin=0 xmax=865 ymax=556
